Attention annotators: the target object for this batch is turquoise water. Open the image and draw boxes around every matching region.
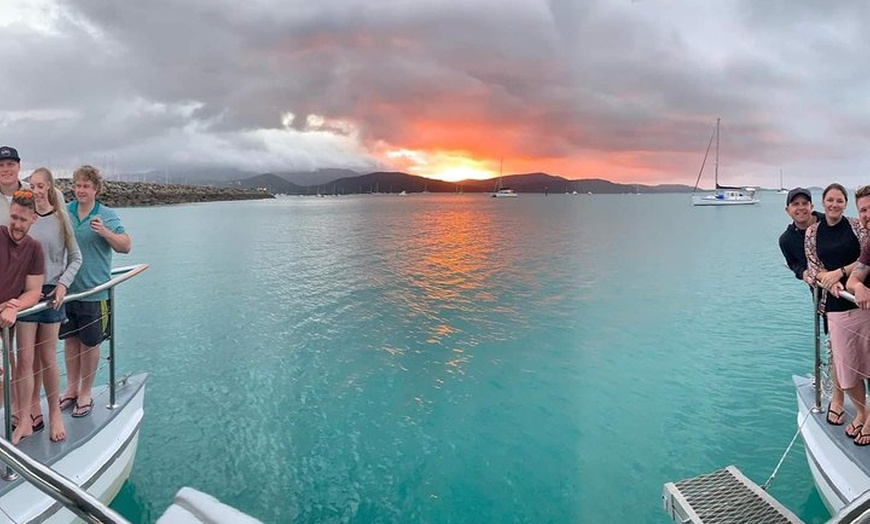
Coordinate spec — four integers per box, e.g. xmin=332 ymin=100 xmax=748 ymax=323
xmin=100 ymin=192 xmax=829 ymax=523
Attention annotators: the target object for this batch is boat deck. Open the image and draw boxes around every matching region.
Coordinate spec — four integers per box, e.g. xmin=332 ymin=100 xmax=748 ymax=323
xmin=794 ymin=375 xmax=870 ymax=508
xmin=0 ymin=372 xmax=146 ymax=497
xmin=796 ymin=375 xmax=870 ymax=474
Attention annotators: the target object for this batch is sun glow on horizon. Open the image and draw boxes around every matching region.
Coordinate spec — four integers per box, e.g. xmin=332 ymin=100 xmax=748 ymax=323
xmin=384 ymin=148 xmax=498 ymax=182
xmin=419 ymin=165 xmax=494 ymax=182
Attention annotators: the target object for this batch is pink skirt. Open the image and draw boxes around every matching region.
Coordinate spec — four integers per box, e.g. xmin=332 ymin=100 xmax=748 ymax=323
xmin=828 ymin=309 xmax=870 ymax=389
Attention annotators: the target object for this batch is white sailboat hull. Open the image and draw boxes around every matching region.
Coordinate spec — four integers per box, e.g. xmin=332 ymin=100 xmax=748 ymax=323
xmin=794 ymin=375 xmax=870 ymax=515
xmin=691 ymin=195 xmax=759 ymax=206
xmin=491 ymin=190 xmax=518 ymax=198
xmin=0 ymin=373 xmax=146 ymax=524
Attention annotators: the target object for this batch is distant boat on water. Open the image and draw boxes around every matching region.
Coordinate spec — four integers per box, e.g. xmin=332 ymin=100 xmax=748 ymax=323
xmin=492 ymin=188 xmax=518 ymax=198
xmin=778 ymin=168 xmax=789 ymax=194
xmin=491 ymin=158 xmax=518 ymax=198
xmin=691 ymin=118 xmax=759 ymax=206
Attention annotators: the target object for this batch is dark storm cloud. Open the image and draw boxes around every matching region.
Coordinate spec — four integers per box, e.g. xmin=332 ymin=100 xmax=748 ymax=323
xmin=3 ymin=0 xmax=870 ymax=184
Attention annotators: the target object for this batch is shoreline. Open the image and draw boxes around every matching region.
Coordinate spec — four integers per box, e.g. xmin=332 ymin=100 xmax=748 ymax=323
xmin=53 ymin=179 xmax=274 ymax=208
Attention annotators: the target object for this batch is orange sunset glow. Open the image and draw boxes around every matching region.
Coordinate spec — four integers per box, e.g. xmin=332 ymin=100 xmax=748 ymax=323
xmin=385 ymin=149 xmax=496 ymax=182
xmin=376 ymin=146 xmax=683 ymax=185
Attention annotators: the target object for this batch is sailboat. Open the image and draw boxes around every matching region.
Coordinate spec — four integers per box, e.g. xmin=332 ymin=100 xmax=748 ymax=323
xmin=491 ymin=158 xmax=518 ymax=198
xmin=778 ymin=168 xmax=789 ymax=194
xmin=691 ymin=118 xmax=759 ymax=206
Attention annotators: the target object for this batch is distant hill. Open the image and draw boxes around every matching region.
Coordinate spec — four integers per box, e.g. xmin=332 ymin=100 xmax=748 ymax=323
xmin=324 ymin=171 xmax=460 ymax=194
xmin=120 ymin=166 xmax=695 ymax=194
xmin=274 ymin=168 xmax=360 ymax=187
xmin=247 ymin=171 xmax=695 ymax=194
xmin=118 ymin=167 xmax=361 ymax=187
xmin=120 ymin=167 xmax=258 ymax=185
xmin=227 ymin=173 xmax=304 ymax=194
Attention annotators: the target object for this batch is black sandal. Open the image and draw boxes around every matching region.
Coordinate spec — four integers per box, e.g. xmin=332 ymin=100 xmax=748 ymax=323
xmin=827 ymin=403 xmax=845 ymax=426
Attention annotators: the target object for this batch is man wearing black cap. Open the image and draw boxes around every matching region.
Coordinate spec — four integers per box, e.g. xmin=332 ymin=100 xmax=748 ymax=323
xmin=0 ymin=146 xmax=28 ymax=218
xmin=779 ymin=187 xmax=824 ymax=285
xmin=778 ymin=187 xmax=843 ymax=425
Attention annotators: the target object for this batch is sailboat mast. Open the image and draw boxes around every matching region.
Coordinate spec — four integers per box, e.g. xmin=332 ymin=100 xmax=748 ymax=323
xmin=715 ymin=118 xmax=720 ymax=188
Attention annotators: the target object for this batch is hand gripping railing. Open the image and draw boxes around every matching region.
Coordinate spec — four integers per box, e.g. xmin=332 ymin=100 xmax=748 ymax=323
xmin=0 ymin=263 xmax=148 ymax=523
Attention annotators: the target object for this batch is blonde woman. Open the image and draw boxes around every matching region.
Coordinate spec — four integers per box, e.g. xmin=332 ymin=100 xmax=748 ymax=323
xmin=13 ymin=168 xmax=81 ymax=443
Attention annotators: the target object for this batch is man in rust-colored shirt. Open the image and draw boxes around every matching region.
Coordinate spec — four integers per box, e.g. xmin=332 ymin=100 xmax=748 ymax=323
xmin=0 ymin=190 xmax=44 ymax=328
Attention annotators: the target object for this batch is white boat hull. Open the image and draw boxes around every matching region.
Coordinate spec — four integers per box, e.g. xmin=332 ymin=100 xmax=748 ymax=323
xmin=0 ymin=373 xmax=147 ymax=524
xmin=794 ymin=375 xmax=870 ymax=515
xmin=491 ymin=190 xmax=518 ymax=198
xmin=692 ymin=193 xmax=759 ymax=206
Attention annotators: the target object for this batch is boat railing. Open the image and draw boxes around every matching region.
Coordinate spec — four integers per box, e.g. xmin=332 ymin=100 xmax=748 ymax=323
xmin=0 ymin=263 xmax=148 ymax=524
xmin=0 ymin=434 xmax=130 ymax=523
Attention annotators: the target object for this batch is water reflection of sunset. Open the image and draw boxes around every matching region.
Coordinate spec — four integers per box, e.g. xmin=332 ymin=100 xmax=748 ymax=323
xmin=378 ymin=199 xmax=527 ymax=387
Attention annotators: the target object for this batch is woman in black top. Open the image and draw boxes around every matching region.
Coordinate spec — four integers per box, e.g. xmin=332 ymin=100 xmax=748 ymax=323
xmin=806 ymin=183 xmax=869 ymax=444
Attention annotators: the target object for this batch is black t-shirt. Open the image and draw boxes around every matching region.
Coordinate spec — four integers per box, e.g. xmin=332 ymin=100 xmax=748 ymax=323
xmin=816 ymin=218 xmax=860 ymax=313
xmin=779 ymin=211 xmax=825 ymax=280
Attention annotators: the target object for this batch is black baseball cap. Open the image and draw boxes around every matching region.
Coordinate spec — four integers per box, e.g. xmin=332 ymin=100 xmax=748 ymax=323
xmin=0 ymin=146 xmax=20 ymax=163
xmin=786 ymin=187 xmax=812 ymax=205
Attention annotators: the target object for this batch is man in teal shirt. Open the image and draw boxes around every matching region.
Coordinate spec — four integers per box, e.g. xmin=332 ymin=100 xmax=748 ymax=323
xmin=58 ymin=165 xmax=131 ymax=418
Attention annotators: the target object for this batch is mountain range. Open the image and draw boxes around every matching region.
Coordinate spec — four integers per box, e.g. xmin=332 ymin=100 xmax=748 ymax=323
xmin=223 ymin=170 xmax=697 ymax=195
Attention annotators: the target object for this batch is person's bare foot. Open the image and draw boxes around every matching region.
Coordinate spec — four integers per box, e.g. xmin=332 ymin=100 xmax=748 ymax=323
xmin=49 ymin=416 xmax=65 ymax=442
xmin=11 ymin=423 xmax=32 ymax=445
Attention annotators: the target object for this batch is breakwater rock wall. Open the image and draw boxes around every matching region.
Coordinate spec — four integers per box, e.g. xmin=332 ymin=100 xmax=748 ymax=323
xmin=53 ymin=179 xmax=273 ymax=208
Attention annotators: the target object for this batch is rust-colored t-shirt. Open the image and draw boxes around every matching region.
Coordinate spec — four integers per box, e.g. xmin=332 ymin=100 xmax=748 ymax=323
xmin=0 ymin=225 xmax=44 ymax=303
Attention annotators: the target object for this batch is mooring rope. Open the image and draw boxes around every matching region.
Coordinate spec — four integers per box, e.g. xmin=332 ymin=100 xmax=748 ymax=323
xmin=762 ymin=407 xmax=813 ymax=491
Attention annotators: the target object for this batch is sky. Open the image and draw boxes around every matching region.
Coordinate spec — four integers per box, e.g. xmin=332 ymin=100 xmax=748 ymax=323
xmin=3 ymin=1 xmax=870 ymax=186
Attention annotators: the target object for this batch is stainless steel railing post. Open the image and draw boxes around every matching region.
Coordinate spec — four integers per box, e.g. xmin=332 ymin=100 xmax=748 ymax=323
xmin=108 ymin=286 xmax=117 ymax=409
xmin=813 ymin=285 xmax=822 ymax=412
xmin=2 ymin=326 xmax=17 ymax=481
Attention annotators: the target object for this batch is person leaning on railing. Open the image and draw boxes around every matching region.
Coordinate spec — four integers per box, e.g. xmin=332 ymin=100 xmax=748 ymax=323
xmin=57 ymin=165 xmax=130 ymax=419
xmin=845 ymin=187 xmax=870 ymax=307
xmin=12 ymin=168 xmax=82 ymax=445
xmin=778 ymin=187 xmax=846 ymax=424
xmin=0 ymin=191 xmax=46 ymax=420
xmin=807 ymin=183 xmax=870 ymax=446
xmin=780 ymin=188 xmax=825 ymax=284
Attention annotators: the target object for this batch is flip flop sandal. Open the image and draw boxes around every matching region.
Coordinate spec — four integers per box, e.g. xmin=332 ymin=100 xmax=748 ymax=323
xmin=59 ymin=396 xmax=77 ymax=411
xmin=31 ymin=414 xmax=45 ymax=433
xmin=827 ymin=403 xmax=846 ymax=426
xmin=847 ymin=423 xmax=864 ymax=439
xmin=71 ymin=399 xmax=94 ymax=418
